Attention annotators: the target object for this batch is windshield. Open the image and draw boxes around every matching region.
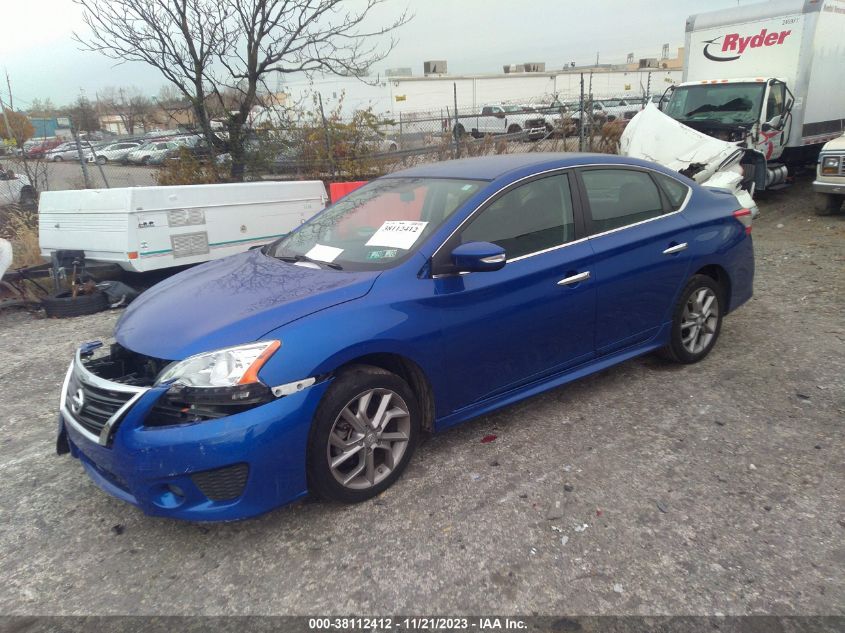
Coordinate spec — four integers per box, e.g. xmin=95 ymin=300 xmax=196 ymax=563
xmin=268 ymin=177 xmax=484 ymax=271
xmin=664 ymin=83 xmax=765 ymax=126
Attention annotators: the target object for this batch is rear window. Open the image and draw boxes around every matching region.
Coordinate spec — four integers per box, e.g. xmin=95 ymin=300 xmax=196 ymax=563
xmin=653 ymin=172 xmax=690 ymax=210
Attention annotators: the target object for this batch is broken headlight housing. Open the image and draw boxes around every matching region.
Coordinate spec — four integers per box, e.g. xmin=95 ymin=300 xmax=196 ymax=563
xmin=155 ymin=340 xmax=280 ymax=406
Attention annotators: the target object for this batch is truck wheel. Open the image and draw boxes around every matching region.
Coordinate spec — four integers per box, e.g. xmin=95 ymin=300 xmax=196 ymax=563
xmin=507 ymin=124 xmax=523 ymax=136
xmin=814 ymin=193 xmax=843 ymax=215
xmin=42 ymin=290 xmax=109 ymax=318
xmin=97 ymin=156 xmax=108 ymax=165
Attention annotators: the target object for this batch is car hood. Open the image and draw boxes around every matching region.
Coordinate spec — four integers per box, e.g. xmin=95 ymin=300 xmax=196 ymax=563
xmin=116 ymin=249 xmax=379 ymax=360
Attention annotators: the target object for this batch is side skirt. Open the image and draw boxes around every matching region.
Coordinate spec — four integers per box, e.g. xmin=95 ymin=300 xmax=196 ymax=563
xmin=434 ymin=322 xmax=671 ymax=432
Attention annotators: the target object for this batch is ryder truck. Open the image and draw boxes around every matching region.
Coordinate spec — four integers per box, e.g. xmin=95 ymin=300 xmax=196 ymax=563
xmin=624 ymin=0 xmax=845 ymax=199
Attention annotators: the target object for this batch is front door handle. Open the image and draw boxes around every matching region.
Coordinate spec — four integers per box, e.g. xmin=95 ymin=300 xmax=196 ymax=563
xmin=662 ymin=242 xmax=688 ymax=255
xmin=557 ymin=271 xmax=590 ymax=286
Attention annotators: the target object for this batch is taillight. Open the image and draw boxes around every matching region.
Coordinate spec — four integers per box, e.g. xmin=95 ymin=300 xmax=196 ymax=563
xmin=733 ymin=208 xmax=752 ymax=235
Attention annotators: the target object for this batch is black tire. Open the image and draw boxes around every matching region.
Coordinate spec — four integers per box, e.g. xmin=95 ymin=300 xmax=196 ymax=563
xmin=19 ymin=187 xmax=37 ymax=211
xmin=814 ymin=193 xmax=843 ymax=215
xmin=660 ymin=275 xmax=724 ymax=364
xmin=53 ymin=156 xmax=63 ymax=162
xmin=141 ymin=156 xmax=151 ymax=165
xmin=97 ymin=156 xmax=108 ymax=165
xmin=42 ymin=290 xmax=109 ymax=318
xmin=307 ymin=364 xmax=421 ymax=504
xmin=507 ymin=124 xmax=523 ymax=135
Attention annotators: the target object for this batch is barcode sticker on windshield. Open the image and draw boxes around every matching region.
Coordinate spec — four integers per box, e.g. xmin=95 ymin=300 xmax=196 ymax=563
xmin=365 ymin=221 xmax=429 ymax=250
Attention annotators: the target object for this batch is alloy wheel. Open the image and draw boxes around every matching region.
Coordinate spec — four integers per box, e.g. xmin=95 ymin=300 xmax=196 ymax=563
xmin=681 ymin=287 xmax=719 ymax=355
xmin=327 ymin=388 xmax=411 ymax=490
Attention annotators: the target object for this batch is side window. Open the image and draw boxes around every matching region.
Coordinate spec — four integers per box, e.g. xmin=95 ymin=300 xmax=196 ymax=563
xmin=653 ymin=172 xmax=690 ymax=210
xmin=766 ymin=83 xmax=785 ymax=121
xmin=461 ymin=174 xmax=575 ymax=259
xmin=581 ymin=169 xmax=665 ymax=234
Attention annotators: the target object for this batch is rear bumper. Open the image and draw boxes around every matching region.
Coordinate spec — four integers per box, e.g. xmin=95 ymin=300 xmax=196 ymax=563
xmin=812 ymin=180 xmax=845 ymax=195
xmin=60 ymin=377 xmax=331 ymax=521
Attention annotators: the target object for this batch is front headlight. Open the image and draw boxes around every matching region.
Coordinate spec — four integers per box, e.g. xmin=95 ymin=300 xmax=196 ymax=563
xmin=155 ymin=341 xmax=280 ymax=406
xmin=821 ymin=155 xmax=841 ymax=175
xmin=157 ymin=340 xmax=280 ymax=388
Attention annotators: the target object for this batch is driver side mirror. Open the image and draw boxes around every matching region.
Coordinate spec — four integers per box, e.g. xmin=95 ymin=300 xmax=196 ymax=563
xmin=451 ymin=241 xmax=506 ymax=273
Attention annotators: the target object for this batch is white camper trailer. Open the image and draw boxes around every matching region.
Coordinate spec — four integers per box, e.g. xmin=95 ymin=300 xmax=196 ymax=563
xmin=38 ymin=181 xmax=328 ymax=273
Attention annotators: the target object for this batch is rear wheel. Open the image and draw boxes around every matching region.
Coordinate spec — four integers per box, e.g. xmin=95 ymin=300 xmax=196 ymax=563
xmin=660 ymin=275 xmax=723 ymax=364
xmin=97 ymin=156 xmax=108 ymax=165
xmin=307 ymin=365 xmax=420 ymax=503
xmin=507 ymin=124 xmax=523 ymax=135
xmin=53 ymin=156 xmax=63 ymax=162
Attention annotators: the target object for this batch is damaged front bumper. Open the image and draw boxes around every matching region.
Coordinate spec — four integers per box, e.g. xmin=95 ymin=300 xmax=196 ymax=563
xmin=57 ymin=348 xmax=330 ymax=521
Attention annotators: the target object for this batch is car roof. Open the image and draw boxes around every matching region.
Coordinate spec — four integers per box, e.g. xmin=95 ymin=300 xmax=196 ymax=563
xmin=383 ymin=153 xmax=664 ymax=181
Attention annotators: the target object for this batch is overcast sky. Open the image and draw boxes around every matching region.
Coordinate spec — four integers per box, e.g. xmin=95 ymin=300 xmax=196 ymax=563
xmin=2 ymin=0 xmax=752 ymax=108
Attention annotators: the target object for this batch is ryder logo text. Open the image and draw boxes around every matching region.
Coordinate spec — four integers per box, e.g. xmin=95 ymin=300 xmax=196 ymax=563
xmin=703 ymin=28 xmax=792 ymax=62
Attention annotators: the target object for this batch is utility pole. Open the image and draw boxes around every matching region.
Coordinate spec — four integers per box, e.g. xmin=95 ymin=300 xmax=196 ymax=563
xmin=317 ymin=92 xmax=335 ymax=179
xmin=453 ymin=83 xmax=460 ymax=159
xmin=4 ymin=70 xmax=13 ymax=110
xmin=70 ymin=115 xmax=92 ymax=189
xmin=578 ymin=73 xmax=585 ymax=152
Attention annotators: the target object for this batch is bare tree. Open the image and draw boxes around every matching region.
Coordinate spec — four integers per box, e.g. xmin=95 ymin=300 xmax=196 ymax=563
xmin=73 ymin=0 xmax=410 ymax=180
xmin=98 ymin=86 xmax=153 ymax=135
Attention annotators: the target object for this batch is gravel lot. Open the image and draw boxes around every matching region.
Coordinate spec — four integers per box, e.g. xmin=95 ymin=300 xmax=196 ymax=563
xmin=0 ymin=177 xmax=842 ymax=616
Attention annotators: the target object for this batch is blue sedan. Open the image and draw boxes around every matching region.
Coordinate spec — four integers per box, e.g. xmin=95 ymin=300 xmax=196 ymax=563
xmin=57 ymin=153 xmax=754 ymax=521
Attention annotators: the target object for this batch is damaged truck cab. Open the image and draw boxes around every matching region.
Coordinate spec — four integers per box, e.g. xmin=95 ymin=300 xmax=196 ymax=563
xmin=622 ymin=0 xmax=845 ymax=208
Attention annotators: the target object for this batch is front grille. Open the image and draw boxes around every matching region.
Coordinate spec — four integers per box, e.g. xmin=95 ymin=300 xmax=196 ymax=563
xmin=66 ymin=371 xmax=134 ymax=436
xmin=191 ymin=463 xmax=249 ymax=501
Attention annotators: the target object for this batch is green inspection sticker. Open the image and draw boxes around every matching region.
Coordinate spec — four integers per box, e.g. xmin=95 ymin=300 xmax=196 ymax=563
xmin=367 ymin=249 xmax=400 ymax=260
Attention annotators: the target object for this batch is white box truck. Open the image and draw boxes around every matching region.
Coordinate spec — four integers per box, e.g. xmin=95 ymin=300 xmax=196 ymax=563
xmin=623 ymin=0 xmax=845 ymax=200
xmin=38 ymin=181 xmax=327 ymax=273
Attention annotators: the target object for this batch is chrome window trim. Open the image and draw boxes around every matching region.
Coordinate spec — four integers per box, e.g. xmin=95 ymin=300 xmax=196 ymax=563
xmin=60 ymin=349 xmax=150 ymax=447
xmin=430 ymin=163 xmax=692 ymax=271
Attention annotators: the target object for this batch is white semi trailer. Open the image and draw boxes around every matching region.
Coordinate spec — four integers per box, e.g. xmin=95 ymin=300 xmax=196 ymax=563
xmin=623 ymin=0 xmax=845 ymax=199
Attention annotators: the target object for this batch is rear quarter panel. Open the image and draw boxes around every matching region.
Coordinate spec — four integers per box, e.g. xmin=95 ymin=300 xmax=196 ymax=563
xmin=682 ymin=186 xmax=754 ymax=313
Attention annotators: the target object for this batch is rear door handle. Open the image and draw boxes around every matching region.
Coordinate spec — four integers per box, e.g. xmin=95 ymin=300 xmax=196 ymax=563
xmin=557 ymin=271 xmax=590 ymax=286
xmin=662 ymin=242 xmax=688 ymax=255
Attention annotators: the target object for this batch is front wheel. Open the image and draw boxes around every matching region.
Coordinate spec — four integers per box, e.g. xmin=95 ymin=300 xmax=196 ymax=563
xmin=97 ymin=156 xmax=108 ymax=165
xmin=814 ymin=193 xmax=843 ymax=215
xmin=661 ymin=275 xmax=723 ymax=364
xmin=307 ymin=365 xmax=420 ymax=503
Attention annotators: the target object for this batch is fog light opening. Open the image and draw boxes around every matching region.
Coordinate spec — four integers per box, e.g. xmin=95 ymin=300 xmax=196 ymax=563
xmin=151 ymin=483 xmax=186 ymax=509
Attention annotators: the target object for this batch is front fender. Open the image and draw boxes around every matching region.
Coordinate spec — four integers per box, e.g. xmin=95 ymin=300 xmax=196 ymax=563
xmin=257 ymin=299 xmax=447 ymax=415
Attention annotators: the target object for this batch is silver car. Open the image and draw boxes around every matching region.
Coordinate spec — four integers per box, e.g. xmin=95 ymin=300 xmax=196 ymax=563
xmin=87 ymin=141 xmax=142 ymax=165
xmin=44 ymin=142 xmax=93 ymax=162
xmin=126 ymin=141 xmax=180 ymax=165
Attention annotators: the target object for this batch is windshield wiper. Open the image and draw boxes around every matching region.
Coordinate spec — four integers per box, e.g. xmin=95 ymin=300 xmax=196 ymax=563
xmin=275 ymin=253 xmax=343 ymax=270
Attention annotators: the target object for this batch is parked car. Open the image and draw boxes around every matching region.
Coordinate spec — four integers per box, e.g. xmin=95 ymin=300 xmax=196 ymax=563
xmin=87 ymin=141 xmax=143 ymax=165
xmin=126 ymin=140 xmax=181 ymax=165
xmin=0 ymin=169 xmax=36 ymax=209
xmin=455 ymin=104 xmax=548 ymax=140
xmin=24 ymin=139 xmax=63 ymax=159
xmin=56 ymin=153 xmax=754 ymax=521
xmin=596 ymin=99 xmax=639 ymax=121
xmin=44 ymin=141 xmax=96 ymax=162
xmin=813 ymin=132 xmax=845 ymax=215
